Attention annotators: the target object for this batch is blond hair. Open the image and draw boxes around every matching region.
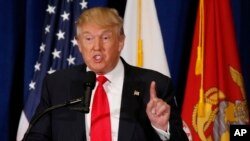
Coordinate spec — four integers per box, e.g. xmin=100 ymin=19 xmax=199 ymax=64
xmin=76 ymin=7 xmax=124 ymax=36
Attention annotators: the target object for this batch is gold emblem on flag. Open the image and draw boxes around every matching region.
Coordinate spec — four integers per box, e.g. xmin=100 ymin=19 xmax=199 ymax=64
xmin=192 ymin=66 xmax=249 ymax=141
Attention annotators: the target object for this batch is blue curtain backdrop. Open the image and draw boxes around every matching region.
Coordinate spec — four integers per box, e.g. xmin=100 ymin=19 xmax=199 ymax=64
xmin=0 ymin=0 xmax=48 ymax=140
xmin=0 ymin=0 xmax=249 ymax=141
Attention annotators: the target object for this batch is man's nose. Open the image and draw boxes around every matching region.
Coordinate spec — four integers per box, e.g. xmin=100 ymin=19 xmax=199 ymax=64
xmin=92 ymin=37 xmax=102 ymax=50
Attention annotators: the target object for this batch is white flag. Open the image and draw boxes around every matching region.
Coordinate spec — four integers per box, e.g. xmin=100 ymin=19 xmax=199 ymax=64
xmin=121 ymin=0 xmax=170 ymax=77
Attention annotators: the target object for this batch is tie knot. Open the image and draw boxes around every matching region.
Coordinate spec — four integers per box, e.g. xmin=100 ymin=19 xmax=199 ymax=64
xmin=97 ymin=75 xmax=107 ymax=85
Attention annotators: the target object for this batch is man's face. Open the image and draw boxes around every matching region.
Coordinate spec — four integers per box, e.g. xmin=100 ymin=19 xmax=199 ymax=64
xmin=77 ymin=23 xmax=124 ymax=74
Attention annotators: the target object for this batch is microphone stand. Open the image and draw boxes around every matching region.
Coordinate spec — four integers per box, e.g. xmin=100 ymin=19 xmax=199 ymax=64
xmin=22 ymin=97 xmax=86 ymax=141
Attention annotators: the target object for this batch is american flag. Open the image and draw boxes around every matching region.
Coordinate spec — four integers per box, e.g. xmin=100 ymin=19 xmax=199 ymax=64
xmin=16 ymin=0 xmax=107 ymax=140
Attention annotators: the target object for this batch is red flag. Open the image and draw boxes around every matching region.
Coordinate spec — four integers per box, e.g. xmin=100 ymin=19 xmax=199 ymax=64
xmin=182 ymin=0 xmax=249 ymax=140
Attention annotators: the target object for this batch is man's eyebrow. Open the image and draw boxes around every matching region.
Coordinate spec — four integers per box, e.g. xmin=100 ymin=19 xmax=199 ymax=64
xmin=79 ymin=29 xmax=113 ymax=36
xmin=81 ymin=31 xmax=91 ymax=35
xmin=101 ymin=30 xmax=113 ymax=34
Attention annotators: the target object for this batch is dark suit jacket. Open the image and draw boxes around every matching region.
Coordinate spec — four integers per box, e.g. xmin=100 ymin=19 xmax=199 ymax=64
xmin=26 ymin=59 xmax=188 ymax=141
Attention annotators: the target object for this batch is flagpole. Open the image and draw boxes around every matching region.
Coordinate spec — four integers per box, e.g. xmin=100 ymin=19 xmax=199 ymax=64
xmin=137 ymin=0 xmax=143 ymax=67
xmin=196 ymin=0 xmax=205 ymax=117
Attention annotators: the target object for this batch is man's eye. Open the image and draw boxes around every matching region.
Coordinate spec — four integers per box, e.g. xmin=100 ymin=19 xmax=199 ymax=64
xmin=103 ymin=36 xmax=109 ymax=40
xmin=86 ymin=37 xmax=92 ymax=40
xmin=102 ymin=35 xmax=111 ymax=42
xmin=84 ymin=36 xmax=93 ymax=41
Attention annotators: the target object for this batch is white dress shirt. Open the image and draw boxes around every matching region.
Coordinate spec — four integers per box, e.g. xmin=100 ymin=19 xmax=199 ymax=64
xmin=85 ymin=59 xmax=170 ymax=141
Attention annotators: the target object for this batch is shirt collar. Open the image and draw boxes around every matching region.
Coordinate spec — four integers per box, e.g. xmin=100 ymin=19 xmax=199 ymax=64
xmin=86 ymin=58 xmax=124 ymax=83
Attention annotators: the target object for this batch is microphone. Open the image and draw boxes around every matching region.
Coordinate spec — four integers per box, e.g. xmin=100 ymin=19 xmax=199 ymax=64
xmin=68 ymin=71 xmax=96 ymax=113
xmin=22 ymin=71 xmax=96 ymax=140
xmin=82 ymin=71 xmax=96 ymax=113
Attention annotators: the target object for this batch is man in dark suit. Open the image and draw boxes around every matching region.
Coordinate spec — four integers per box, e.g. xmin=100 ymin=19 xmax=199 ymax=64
xmin=26 ymin=7 xmax=188 ymax=141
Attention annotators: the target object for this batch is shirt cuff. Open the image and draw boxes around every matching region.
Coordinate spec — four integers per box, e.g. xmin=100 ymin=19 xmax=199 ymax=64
xmin=151 ymin=122 xmax=170 ymax=141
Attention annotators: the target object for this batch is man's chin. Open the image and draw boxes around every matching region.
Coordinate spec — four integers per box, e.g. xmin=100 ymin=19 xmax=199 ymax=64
xmin=88 ymin=66 xmax=106 ymax=74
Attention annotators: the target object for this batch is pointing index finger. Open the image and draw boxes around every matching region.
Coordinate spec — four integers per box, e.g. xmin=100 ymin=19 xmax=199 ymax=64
xmin=150 ymin=81 xmax=157 ymax=100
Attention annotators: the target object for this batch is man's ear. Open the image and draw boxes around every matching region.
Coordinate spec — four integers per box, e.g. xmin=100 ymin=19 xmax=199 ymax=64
xmin=118 ymin=36 xmax=125 ymax=52
xmin=78 ymin=45 xmax=82 ymax=53
xmin=76 ymin=38 xmax=82 ymax=53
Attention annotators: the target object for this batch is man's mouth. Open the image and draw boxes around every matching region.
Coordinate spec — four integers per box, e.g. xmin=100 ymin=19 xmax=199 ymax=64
xmin=93 ymin=54 xmax=102 ymax=63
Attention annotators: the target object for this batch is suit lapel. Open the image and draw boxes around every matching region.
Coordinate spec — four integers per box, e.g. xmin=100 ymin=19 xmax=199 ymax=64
xmin=68 ymin=65 xmax=87 ymax=141
xmin=118 ymin=61 xmax=146 ymax=141
xmin=69 ymin=65 xmax=87 ymax=110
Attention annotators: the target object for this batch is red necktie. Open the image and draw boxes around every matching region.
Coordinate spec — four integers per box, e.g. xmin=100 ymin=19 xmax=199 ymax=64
xmin=90 ymin=76 xmax=111 ymax=141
